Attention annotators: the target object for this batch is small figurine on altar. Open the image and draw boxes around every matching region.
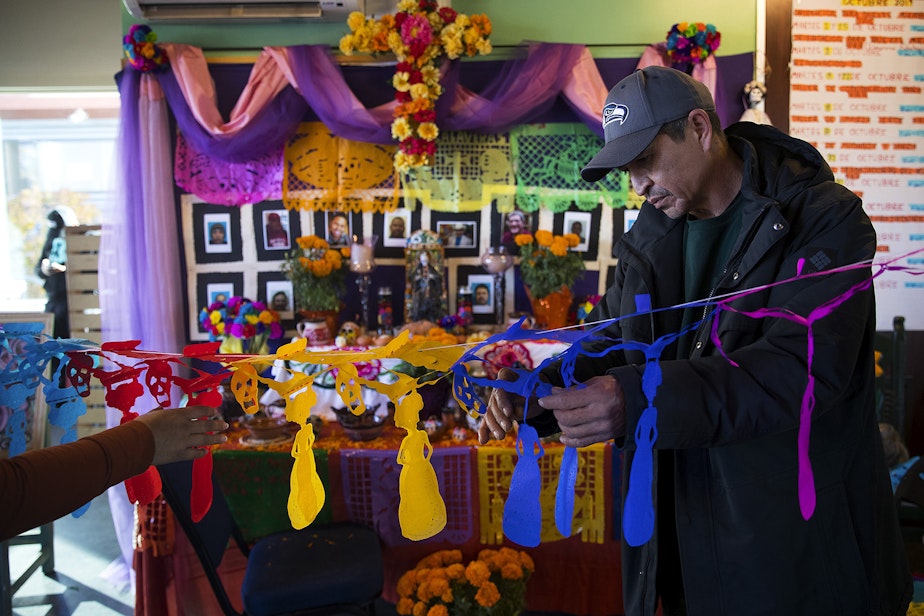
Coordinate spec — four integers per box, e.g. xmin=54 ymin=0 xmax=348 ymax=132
xmin=740 ymin=80 xmax=772 ymax=126
xmin=335 ymin=321 xmax=360 ymax=347
xmin=405 ymin=229 xmax=448 ymax=323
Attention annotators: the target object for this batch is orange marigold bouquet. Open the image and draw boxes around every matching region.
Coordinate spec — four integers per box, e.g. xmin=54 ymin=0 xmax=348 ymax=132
xmin=281 ymin=234 xmax=348 ymax=312
xmin=396 ymin=548 xmax=534 ymax=616
xmin=515 ymin=230 xmax=585 ymax=299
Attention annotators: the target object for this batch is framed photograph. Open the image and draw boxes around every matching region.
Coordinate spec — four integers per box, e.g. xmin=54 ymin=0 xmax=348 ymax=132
xmin=266 ymin=280 xmax=294 ymax=315
xmin=373 ymin=203 xmax=422 ymax=258
xmin=491 ymin=207 xmax=535 ymax=255
xmin=554 ymin=205 xmax=602 ymax=260
xmin=0 ymin=311 xmax=54 ymax=457
xmin=203 ymin=213 xmax=232 ymax=254
xmin=563 ymin=211 xmax=592 ymax=252
xmin=439 ymin=221 xmax=477 ymax=250
xmin=192 ymin=202 xmax=243 ymax=263
xmin=468 ymin=274 xmax=494 ymax=314
xmin=383 ymin=209 xmax=411 ymax=248
xmin=254 ymin=201 xmax=300 ymax=260
xmin=322 ymin=211 xmax=351 ymax=248
xmin=192 ymin=272 xmax=244 ymax=340
xmin=431 ymin=211 xmax=481 ymax=257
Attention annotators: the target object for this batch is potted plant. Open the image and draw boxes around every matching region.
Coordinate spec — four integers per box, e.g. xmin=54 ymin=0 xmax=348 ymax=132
xmin=396 ymin=548 xmax=534 ymax=616
xmin=199 ymin=296 xmax=284 ymax=355
xmin=514 ymin=230 xmax=585 ymax=329
xmin=282 ymin=234 xmax=349 ymax=336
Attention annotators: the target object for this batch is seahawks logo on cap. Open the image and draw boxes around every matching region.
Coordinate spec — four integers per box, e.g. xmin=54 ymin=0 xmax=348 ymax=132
xmin=602 ymin=103 xmax=629 ymax=129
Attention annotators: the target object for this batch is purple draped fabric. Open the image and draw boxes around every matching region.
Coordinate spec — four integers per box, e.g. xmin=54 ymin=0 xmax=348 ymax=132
xmin=156 ymin=70 xmax=307 ymax=163
xmin=443 ymin=43 xmax=588 ymax=134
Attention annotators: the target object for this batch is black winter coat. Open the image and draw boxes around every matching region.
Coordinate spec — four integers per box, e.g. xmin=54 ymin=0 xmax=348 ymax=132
xmin=534 ymin=123 xmax=912 ymax=615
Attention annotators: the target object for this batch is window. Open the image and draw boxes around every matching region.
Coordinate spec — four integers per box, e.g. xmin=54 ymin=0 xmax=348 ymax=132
xmin=0 ymin=92 xmax=118 ymax=311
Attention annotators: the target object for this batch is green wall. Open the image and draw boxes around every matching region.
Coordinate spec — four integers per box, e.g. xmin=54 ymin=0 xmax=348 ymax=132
xmin=125 ymin=0 xmax=756 ymax=60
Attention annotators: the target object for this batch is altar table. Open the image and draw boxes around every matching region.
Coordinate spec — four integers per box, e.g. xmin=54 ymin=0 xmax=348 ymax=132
xmin=136 ymin=420 xmax=624 ymax=616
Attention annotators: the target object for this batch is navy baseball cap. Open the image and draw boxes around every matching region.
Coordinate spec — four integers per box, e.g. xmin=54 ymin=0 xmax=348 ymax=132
xmin=581 ymin=66 xmax=716 ymax=182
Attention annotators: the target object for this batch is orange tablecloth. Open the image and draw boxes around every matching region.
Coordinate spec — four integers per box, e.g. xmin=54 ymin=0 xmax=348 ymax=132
xmin=136 ymin=420 xmax=623 ymax=616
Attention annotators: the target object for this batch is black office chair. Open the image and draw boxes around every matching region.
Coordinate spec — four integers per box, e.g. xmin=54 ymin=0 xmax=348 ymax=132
xmin=158 ymin=460 xmax=383 ymax=616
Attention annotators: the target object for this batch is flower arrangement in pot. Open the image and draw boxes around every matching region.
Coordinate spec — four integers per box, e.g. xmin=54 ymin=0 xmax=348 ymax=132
xmin=282 ymin=234 xmax=349 ymax=335
xmin=514 ymin=230 xmax=585 ymax=329
xmin=199 ymin=296 xmax=284 ymax=355
xmin=396 ymin=548 xmax=534 ymax=616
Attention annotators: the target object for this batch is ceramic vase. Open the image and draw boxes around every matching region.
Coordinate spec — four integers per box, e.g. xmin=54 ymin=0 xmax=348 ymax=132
xmin=527 ymin=286 xmax=573 ymax=330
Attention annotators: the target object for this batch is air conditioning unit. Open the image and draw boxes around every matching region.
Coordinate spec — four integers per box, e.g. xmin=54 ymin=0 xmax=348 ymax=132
xmin=122 ymin=0 xmax=396 ymax=22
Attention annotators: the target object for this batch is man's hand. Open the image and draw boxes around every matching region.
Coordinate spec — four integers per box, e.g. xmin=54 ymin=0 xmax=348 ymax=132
xmin=136 ymin=406 xmax=229 ymax=466
xmin=478 ymin=367 xmax=544 ymax=445
xmin=537 ymin=375 xmax=626 ymax=448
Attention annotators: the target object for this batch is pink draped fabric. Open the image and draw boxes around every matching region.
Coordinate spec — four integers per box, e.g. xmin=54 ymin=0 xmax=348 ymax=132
xmin=636 ymin=43 xmax=718 ymax=98
xmin=163 ymin=44 xmax=291 ymax=137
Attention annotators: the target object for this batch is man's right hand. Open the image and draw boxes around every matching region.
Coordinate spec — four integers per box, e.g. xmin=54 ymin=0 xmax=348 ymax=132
xmin=478 ymin=367 xmax=543 ymax=444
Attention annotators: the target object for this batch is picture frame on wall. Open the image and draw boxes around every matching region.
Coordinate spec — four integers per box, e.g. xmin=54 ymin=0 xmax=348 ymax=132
xmin=430 ymin=211 xmax=481 ymax=257
xmin=203 ymin=213 xmax=232 ymax=254
xmin=563 ymin=211 xmax=592 ymax=252
xmin=383 ymin=209 xmax=411 ymax=247
xmin=373 ymin=203 xmax=422 ymax=258
xmin=191 ymin=272 xmax=245 ymax=340
xmin=438 ymin=221 xmax=477 ymax=250
xmin=554 ymin=205 xmax=602 ymax=260
xmin=254 ymin=201 xmax=300 ymax=261
xmin=266 ymin=280 xmax=293 ymax=314
xmin=468 ymin=274 xmax=494 ymax=314
xmin=191 ymin=202 xmax=243 ymax=263
xmin=491 ymin=205 xmax=535 ymax=255
xmin=313 ymin=210 xmax=362 ymax=249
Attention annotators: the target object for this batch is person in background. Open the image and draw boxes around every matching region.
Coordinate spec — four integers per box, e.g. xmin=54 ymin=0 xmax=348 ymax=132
xmin=35 ymin=206 xmax=78 ymax=340
xmin=500 ymin=210 xmax=528 ymax=251
xmin=327 ymin=212 xmax=349 ymax=247
xmin=209 ymin=222 xmax=227 ymax=245
xmin=570 ymin=220 xmax=586 ymax=244
xmin=1 ymin=405 xmax=228 ymax=541
xmin=480 ymin=66 xmax=911 ymax=615
xmin=473 ymin=283 xmax=490 ymax=306
xmin=264 ymin=212 xmax=289 ymax=248
xmin=272 ymin=290 xmax=290 ymax=312
xmin=880 ymin=422 xmax=920 ymax=493
xmin=389 ymin=215 xmax=407 ymax=239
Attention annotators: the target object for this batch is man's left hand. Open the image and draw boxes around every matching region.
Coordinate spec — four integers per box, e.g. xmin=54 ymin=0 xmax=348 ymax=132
xmin=538 ymin=375 xmax=626 ymax=448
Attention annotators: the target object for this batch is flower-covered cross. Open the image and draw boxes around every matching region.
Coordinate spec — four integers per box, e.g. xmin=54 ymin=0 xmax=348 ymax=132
xmin=339 ymin=0 xmax=492 ymax=171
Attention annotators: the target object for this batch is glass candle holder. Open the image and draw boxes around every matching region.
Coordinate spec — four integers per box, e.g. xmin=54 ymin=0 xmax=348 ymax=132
xmin=480 ymin=246 xmax=514 ymax=324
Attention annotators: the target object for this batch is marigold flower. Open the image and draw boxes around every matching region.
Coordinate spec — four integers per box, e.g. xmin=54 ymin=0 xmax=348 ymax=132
xmin=396 ymin=597 xmax=415 ymax=615
xmin=514 ymin=233 xmax=534 ymax=246
xmin=426 ymin=606 xmax=448 ymax=616
xmin=534 ymin=230 xmax=554 ymax=247
xmin=474 ymin=581 xmax=500 ymax=607
xmin=446 ymin=563 xmax=465 ymax=580
xmin=412 ymin=601 xmax=427 ymax=616
xmin=417 ymin=122 xmax=439 ymax=141
xmin=563 ymin=233 xmax=581 ymax=248
xmin=464 ymin=560 xmax=490 ymax=586
xmin=519 ymin=550 xmax=535 ymax=572
xmin=312 ymin=258 xmax=332 ymax=277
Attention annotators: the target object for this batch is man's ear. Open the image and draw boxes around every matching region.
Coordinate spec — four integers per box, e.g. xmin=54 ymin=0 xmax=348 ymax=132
xmin=688 ymin=109 xmax=714 ymax=152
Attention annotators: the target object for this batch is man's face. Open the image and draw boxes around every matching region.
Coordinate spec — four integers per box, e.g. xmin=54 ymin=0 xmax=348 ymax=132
xmin=272 ymin=294 xmax=288 ymax=310
xmin=507 ymin=213 xmax=526 ymax=234
xmin=475 ymin=286 xmax=489 ymax=304
xmin=329 ymin=215 xmax=347 ymax=240
xmin=622 ymin=128 xmax=708 ymax=220
xmin=390 ymin=217 xmax=405 ymax=236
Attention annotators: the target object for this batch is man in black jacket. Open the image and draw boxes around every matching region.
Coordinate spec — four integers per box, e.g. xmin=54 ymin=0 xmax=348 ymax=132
xmin=479 ymin=66 xmax=912 ymax=615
